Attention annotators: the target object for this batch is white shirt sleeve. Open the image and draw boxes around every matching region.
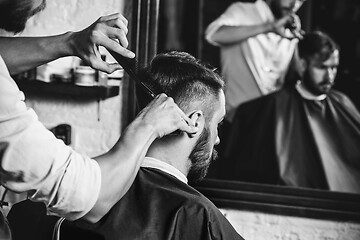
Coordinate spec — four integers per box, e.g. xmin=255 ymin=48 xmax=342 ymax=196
xmin=205 ymin=1 xmax=271 ymax=46
xmin=0 ymin=55 xmax=101 ymax=221
xmin=205 ymin=3 xmax=247 ymax=46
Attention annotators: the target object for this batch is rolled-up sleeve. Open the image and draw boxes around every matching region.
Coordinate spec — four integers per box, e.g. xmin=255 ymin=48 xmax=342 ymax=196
xmin=205 ymin=3 xmax=245 ymax=46
xmin=0 ymin=55 xmax=101 ymax=220
xmin=205 ymin=1 xmax=268 ymax=46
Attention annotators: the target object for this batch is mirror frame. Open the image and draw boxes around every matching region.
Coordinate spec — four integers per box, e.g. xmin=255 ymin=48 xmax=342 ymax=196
xmin=122 ymin=0 xmax=160 ymax=126
xmin=127 ymin=0 xmax=360 ymax=223
xmin=193 ymin=178 xmax=360 ymax=222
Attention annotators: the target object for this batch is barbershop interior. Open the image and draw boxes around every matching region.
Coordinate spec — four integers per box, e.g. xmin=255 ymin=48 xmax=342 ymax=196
xmin=1 ymin=0 xmax=360 ymax=239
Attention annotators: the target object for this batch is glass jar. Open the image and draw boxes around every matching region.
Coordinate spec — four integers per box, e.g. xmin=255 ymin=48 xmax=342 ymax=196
xmin=74 ymin=66 xmax=96 ymax=86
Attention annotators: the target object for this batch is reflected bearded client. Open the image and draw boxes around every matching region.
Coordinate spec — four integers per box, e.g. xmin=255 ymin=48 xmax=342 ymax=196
xmin=220 ymin=31 xmax=360 ymax=193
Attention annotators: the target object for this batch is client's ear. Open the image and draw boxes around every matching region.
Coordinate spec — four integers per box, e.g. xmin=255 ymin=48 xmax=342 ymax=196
xmin=188 ymin=111 xmax=204 ymax=138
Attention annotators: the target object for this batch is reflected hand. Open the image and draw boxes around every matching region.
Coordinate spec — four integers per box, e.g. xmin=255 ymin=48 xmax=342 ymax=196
xmin=136 ymin=93 xmax=199 ymax=138
xmin=271 ymin=14 xmax=303 ymax=40
xmin=68 ymin=13 xmax=135 ymax=73
xmin=285 ymin=14 xmax=304 ymax=39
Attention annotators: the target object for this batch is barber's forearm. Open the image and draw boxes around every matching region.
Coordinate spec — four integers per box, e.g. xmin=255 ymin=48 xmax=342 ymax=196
xmin=83 ymin=119 xmax=157 ymax=223
xmin=83 ymin=93 xmax=192 ymax=222
xmin=0 ymin=33 xmax=73 ymax=75
xmin=211 ymin=23 xmax=273 ymax=45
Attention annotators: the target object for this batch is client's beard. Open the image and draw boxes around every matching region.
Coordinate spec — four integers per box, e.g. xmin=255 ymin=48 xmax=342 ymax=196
xmin=303 ymin=70 xmax=333 ymax=95
xmin=0 ymin=0 xmax=46 ymax=33
xmin=187 ymin=127 xmax=218 ymax=183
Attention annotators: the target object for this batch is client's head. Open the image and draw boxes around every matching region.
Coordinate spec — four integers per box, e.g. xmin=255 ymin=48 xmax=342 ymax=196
xmin=298 ymin=31 xmax=340 ymax=95
xmin=138 ymin=51 xmax=225 ymax=183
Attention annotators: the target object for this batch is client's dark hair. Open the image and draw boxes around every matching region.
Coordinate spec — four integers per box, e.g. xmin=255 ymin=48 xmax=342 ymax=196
xmin=137 ymin=51 xmax=224 ymax=123
xmin=298 ymin=31 xmax=339 ymax=62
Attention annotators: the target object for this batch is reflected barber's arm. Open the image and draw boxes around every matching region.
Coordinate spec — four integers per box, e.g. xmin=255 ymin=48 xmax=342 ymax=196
xmin=208 ymin=24 xmax=274 ymax=46
xmin=207 ymin=14 xmax=297 ymax=46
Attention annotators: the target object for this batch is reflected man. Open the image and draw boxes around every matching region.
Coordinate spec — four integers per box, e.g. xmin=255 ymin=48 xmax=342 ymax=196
xmin=220 ymin=31 xmax=360 ymax=193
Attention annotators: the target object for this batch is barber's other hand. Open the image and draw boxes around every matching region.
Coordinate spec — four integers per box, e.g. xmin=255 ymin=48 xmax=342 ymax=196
xmin=68 ymin=13 xmax=135 ymax=73
xmin=136 ymin=94 xmax=199 ymax=138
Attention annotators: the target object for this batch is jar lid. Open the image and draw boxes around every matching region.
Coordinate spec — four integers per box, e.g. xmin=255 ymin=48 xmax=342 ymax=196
xmin=75 ymin=66 xmax=96 ymax=74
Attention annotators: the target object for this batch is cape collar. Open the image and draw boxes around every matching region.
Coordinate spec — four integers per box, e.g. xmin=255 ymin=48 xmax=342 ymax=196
xmin=141 ymin=157 xmax=188 ymax=184
xmin=295 ymin=80 xmax=327 ymax=101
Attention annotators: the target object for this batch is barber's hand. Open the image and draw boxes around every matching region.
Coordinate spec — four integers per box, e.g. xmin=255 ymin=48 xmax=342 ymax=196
xmin=270 ymin=14 xmax=303 ymax=40
xmin=68 ymin=13 xmax=135 ymax=73
xmin=136 ymin=94 xmax=199 ymax=138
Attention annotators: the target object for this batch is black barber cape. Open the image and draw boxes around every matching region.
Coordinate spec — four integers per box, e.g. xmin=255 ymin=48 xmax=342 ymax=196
xmin=8 ymin=167 xmax=243 ymax=240
xmin=218 ymin=86 xmax=360 ymax=193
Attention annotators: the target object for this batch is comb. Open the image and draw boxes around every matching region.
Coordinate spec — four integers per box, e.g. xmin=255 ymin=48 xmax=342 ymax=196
xmin=108 ymin=51 xmax=186 ymax=135
xmin=108 ymin=50 xmax=156 ymax=99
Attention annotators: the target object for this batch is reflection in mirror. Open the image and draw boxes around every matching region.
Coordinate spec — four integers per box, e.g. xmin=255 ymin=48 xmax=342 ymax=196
xmin=158 ymin=0 xmax=360 ymax=195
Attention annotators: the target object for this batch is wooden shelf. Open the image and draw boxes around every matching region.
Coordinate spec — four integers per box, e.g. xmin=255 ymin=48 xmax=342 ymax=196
xmin=15 ymin=79 xmax=119 ymax=100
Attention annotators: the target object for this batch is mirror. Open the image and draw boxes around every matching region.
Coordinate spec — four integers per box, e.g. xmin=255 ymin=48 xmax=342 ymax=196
xmin=155 ymin=0 xmax=360 ymax=193
xmin=132 ymin=0 xmax=360 ymax=221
